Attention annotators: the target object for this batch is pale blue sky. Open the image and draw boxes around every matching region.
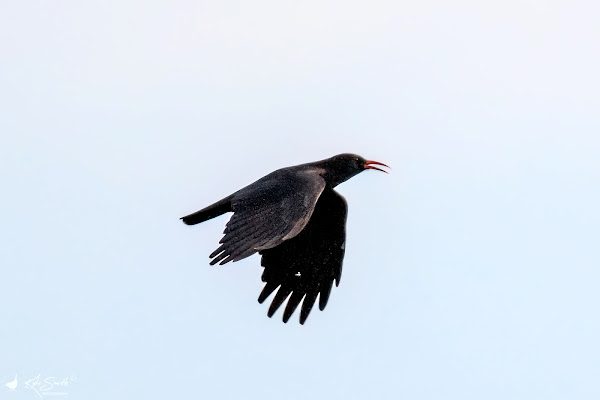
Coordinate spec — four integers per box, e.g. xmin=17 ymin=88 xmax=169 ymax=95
xmin=1 ymin=1 xmax=599 ymax=399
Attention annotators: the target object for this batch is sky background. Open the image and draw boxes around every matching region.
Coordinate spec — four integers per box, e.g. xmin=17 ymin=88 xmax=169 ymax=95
xmin=1 ymin=0 xmax=599 ymax=399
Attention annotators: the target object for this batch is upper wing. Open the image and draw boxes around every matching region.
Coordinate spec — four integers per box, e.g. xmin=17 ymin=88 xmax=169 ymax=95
xmin=257 ymin=189 xmax=348 ymax=324
xmin=209 ymin=169 xmax=326 ymax=265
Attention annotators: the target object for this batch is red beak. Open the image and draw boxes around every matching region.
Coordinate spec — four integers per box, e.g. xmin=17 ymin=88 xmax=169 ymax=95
xmin=364 ymin=160 xmax=390 ymax=173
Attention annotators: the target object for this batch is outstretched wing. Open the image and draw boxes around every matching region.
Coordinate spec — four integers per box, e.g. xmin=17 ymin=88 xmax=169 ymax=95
xmin=258 ymin=189 xmax=348 ymax=324
xmin=209 ymin=169 xmax=326 ymax=265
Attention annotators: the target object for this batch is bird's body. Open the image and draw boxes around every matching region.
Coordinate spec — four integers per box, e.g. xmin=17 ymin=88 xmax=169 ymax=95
xmin=181 ymin=153 xmax=388 ymax=324
xmin=5 ymin=374 xmax=17 ymax=391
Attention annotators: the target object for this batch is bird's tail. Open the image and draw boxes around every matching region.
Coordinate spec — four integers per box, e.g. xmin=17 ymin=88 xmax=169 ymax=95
xmin=180 ymin=195 xmax=233 ymax=225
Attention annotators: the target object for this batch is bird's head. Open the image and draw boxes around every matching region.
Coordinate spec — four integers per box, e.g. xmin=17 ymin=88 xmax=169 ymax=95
xmin=321 ymin=153 xmax=389 ymax=187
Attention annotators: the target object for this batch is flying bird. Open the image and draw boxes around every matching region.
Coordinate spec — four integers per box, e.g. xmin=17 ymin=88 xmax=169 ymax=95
xmin=181 ymin=153 xmax=389 ymax=324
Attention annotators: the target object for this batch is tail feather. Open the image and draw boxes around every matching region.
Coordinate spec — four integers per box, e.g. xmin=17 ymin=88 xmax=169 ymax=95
xmin=181 ymin=195 xmax=233 ymax=225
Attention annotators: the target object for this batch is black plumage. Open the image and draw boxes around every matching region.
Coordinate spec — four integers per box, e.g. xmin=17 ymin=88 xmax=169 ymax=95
xmin=258 ymin=188 xmax=347 ymax=324
xmin=181 ymin=153 xmax=389 ymax=324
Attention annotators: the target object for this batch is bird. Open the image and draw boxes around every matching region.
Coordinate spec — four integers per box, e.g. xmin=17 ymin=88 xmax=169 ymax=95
xmin=5 ymin=374 xmax=17 ymax=391
xmin=181 ymin=153 xmax=389 ymax=324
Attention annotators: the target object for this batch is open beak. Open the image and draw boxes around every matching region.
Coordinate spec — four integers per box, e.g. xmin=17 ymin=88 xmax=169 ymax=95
xmin=364 ymin=160 xmax=390 ymax=174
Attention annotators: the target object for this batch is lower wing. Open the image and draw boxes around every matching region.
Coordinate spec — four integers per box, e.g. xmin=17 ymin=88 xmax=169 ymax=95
xmin=258 ymin=189 xmax=348 ymax=324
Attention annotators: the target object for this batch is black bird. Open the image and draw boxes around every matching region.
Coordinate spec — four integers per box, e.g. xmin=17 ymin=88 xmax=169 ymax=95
xmin=181 ymin=153 xmax=389 ymax=324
